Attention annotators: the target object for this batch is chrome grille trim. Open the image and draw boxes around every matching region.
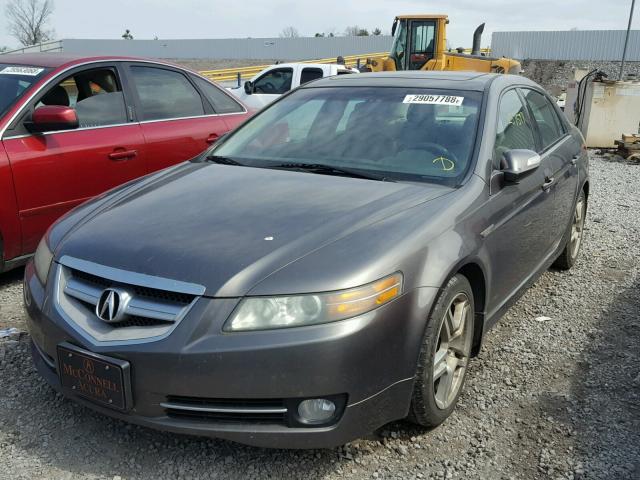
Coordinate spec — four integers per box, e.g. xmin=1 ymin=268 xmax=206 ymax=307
xmin=160 ymin=402 xmax=288 ymax=414
xmin=53 ymin=256 xmax=204 ymax=345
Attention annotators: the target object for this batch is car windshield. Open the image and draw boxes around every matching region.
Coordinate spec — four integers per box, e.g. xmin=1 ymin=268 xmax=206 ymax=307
xmin=212 ymin=86 xmax=482 ymax=185
xmin=0 ymin=64 xmax=49 ymax=117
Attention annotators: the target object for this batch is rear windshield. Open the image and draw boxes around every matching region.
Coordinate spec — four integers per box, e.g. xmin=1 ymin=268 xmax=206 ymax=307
xmin=0 ymin=64 xmax=49 ymax=117
xmin=213 ymin=86 xmax=482 ymax=184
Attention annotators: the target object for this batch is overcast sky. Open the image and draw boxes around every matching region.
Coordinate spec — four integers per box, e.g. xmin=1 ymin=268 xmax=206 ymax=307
xmin=1 ymin=0 xmax=638 ymax=50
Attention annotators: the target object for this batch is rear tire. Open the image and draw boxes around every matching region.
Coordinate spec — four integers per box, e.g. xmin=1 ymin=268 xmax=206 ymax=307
xmin=553 ymin=190 xmax=587 ymax=270
xmin=409 ymin=274 xmax=474 ymax=427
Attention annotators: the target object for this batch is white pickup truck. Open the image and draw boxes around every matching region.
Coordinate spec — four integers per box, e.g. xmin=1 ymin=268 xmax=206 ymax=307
xmin=228 ymin=63 xmax=356 ymax=110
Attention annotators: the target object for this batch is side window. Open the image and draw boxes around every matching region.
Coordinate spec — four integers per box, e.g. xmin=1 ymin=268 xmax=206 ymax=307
xmin=130 ymin=66 xmax=204 ymax=121
xmin=300 ymin=68 xmax=324 ymax=85
xmin=494 ymin=89 xmax=537 ymax=167
xmin=521 ymin=89 xmax=565 ymax=150
xmin=36 ymin=67 xmax=127 ymax=128
xmin=191 ymin=76 xmax=244 ymax=114
xmin=409 ymin=21 xmax=436 ymax=70
xmin=253 ymin=68 xmax=293 ymax=94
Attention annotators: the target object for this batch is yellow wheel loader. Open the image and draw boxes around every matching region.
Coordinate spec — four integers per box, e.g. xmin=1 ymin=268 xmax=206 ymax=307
xmin=363 ymin=15 xmax=521 ymax=75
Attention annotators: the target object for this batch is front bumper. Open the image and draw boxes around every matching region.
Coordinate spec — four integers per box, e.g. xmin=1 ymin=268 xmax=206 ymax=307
xmin=24 ymin=261 xmax=439 ymax=449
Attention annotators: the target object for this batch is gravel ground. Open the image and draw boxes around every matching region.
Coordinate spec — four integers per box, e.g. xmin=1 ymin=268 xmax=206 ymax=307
xmin=0 ymin=155 xmax=638 ymax=480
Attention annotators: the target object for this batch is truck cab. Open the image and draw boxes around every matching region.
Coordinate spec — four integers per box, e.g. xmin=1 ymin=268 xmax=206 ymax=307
xmin=230 ymin=63 xmax=356 ymax=110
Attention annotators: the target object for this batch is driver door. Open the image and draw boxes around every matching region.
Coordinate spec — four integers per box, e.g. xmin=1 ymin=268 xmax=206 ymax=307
xmin=249 ymin=67 xmax=294 ymax=108
xmin=408 ymin=20 xmax=436 ymax=70
xmin=1 ymin=63 xmax=146 ymax=254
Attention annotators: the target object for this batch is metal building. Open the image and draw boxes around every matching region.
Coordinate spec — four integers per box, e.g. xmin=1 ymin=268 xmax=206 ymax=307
xmin=491 ymin=30 xmax=640 ymax=61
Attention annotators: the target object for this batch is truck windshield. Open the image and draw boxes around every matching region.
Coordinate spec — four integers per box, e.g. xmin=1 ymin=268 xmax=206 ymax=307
xmin=211 ymin=86 xmax=482 ymax=185
xmin=0 ymin=64 xmax=49 ymax=117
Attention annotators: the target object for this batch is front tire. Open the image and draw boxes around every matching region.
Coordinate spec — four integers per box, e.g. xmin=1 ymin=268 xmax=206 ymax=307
xmin=409 ymin=274 xmax=474 ymax=427
xmin=553 ymin=190 xmax=587 ymax=270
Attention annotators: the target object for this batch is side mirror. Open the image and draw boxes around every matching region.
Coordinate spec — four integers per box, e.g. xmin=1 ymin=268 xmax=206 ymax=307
xmin=501 ymin=149 xmax=540 ymax=183
xmin=26 ymin=105 xmax=79 ymax=133
xmin=244 ymin=81 xmax=253 ymax=95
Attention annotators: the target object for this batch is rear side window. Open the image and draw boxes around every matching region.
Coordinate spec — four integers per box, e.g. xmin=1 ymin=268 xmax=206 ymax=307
xmin=300 ymin=68 xmax=324 ymax=85
xmin=36 ymin=67 xmax=127 ymax=128
xmin=130 ymin=66 xmax=204 ymax=121
xmin=191 ymin=76 xmax=244 ymax=114
xmin=521 ymin=88 xmax=565 ymax=150
xmin=494 ymin=89 xmax=537 ymax=166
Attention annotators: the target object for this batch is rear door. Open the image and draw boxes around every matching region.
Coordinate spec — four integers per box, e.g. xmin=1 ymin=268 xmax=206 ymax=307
xmin=1 ymin=62 xmax=146 ymax=254
xmin=520 ymin=88 xmax=579 ymax=241
xmin=125 ymin=63 xmax=229 ymax=172
xmin=189 ymin=74 xmax=248 ymax=131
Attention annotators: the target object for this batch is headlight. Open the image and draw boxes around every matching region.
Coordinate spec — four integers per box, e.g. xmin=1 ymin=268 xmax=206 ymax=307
xmin=225 ymin=273 xmax=402 ymax=331
xmin=33 ymin=237 xmax=54 ymax=285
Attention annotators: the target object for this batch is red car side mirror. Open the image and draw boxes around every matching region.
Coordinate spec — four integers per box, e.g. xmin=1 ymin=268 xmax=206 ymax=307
xmin=27 ymin=105 xmax=79 ymax=133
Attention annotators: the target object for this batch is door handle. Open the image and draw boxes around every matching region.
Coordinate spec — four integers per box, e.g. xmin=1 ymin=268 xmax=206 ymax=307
xmin=542 ymin=176 xmax=555 ymax=191
xmin=206 ymin=133 xmax=220 ymax=144
xmin=108 ymin=149 xmax=137 ymax=161
xmin=570 ymin=155 xmax=579 ymax=166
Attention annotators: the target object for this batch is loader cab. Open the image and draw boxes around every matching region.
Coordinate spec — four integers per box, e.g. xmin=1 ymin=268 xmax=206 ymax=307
xmin=389 ymin=15 xmax=447 ymax=71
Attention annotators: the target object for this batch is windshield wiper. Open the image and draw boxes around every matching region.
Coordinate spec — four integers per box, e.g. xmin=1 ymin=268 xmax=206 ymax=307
xmin=204 ymin=155 xmax=245 ymax=166
xmin=270 ymin=162 xmax=395 ymax=182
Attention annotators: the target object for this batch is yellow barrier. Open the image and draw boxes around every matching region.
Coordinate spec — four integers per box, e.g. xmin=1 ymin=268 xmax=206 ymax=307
xmin=199 ymin=53 xmax=388 ymax=82
xmin=198 ymin=49 xmax=492 ymax=83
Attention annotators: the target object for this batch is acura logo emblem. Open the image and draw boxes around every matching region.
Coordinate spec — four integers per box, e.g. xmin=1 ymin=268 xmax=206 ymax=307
xmin=96 ymin=288 xmax=131 ymax=323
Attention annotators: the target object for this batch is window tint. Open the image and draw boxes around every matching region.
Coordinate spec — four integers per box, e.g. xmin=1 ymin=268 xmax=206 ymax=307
xmin=253 ymin=68 xmax=293 ymax=94
xmin=494 ymin=89 xmax=537 ymax=165
xmin=192 ymin=76 xmax=244 ymax=114
xmin=521 ymin=89 xmax=565 ymax=150
xmin=130 ymin=67 xmax=204 ymax=121
xmin=300 ymin=68 xmax=324 ymax=85
xmin=36 ymin=67 xmax=127 ymax=128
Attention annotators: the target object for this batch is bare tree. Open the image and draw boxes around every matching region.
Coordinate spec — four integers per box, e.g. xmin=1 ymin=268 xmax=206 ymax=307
xmin=122 ymin=29 xmax=134 ymax=40
xmin=5 ymin=0 xmax=54 ymax=46
xmin=372 ymin=27 xmax=382 ymax=36
xmin=344 ymin=25 xmax=369 ymax=36
xmin=279 ymin=26 xmax=300 ymax=38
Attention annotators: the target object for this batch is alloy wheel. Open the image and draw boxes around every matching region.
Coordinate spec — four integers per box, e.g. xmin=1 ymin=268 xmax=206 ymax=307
xmin=570 ymin=196 xmax=586 ymax=259
xmin=433 ymin=293 xmax=473 ymax=410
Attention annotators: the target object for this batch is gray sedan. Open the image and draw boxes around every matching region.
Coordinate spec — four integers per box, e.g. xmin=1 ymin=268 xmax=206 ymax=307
xmin=24 ymin=71 xmax=589 ymax=449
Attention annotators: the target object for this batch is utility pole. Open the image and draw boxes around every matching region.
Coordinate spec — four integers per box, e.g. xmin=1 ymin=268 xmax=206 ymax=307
xmin=619 ymin=0 xmax=636 ymax=80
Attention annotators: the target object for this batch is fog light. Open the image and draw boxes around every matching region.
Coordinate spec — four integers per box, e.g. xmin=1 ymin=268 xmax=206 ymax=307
xmin=297 ymin=399 xmax=336 ymax=424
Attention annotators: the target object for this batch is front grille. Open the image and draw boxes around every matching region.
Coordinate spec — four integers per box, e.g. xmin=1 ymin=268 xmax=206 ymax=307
xmin=54 ymin=257 xmax=205 ymax=342
xmin=162 ymin=396 xmax=288 ymax=426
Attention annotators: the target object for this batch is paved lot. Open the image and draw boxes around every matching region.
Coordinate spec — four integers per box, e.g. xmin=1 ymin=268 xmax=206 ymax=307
xmin=0 ymin=155 xmax=638 ymax=479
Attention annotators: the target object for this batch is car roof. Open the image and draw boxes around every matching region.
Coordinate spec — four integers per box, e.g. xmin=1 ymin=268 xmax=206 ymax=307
xmin=301 ymin=71 xmax=538 ymax=92
xmin=0 ymin=53 xmax=185 ymax=70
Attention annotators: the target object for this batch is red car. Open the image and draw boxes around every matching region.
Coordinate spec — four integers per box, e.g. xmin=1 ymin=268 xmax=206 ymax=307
xmin=0 ymin=54 xmax=250 ymax=273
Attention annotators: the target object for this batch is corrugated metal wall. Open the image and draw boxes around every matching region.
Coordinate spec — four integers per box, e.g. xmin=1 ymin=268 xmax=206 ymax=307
xmin=61 ymin=36 xmax=393 ymax=59
xmin=491 ymin=30 xmax=640 ymax=61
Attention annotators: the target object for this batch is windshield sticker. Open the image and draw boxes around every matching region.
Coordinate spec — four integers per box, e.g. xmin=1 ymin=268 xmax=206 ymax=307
xmin=403 ymin=94 xmax=464 ymax=106
xmin=1 ymin=66 xmax=44 ymax=76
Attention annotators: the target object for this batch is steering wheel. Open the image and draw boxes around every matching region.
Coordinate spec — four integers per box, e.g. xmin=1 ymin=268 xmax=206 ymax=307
xmin=414 ymin=142 xmax=459 ymax=172
xmin=260 ymin=81 xmax=277 ymax=94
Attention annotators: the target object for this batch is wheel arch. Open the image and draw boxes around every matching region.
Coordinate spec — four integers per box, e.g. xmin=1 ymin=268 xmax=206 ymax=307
xmin=442 ymin=260 xmax=488 ymax=357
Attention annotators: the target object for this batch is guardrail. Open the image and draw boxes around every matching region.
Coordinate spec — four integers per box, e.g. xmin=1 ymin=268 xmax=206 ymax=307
xmin=0 ymin=40 xmax=63 ymax=55
xmin=198 ymin=49 xmax=492 ymax=83
xmin=199 ymin=53 xmax=389 ymax=83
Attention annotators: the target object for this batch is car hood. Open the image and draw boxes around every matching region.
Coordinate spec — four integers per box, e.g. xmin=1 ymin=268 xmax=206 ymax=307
xmin=56 ymin=162 xmax=452 ymax=296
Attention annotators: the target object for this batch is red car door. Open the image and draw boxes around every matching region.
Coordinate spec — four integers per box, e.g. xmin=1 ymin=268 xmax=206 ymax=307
xmin=1 ymin=63 xmax=146 ymax=254
xmin=125 ymin=64 xmax=233 ymax=172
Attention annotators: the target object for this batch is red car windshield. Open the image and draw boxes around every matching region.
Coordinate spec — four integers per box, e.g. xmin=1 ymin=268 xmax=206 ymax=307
xmin=0 ymin=64 xmax=49 ymax=117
